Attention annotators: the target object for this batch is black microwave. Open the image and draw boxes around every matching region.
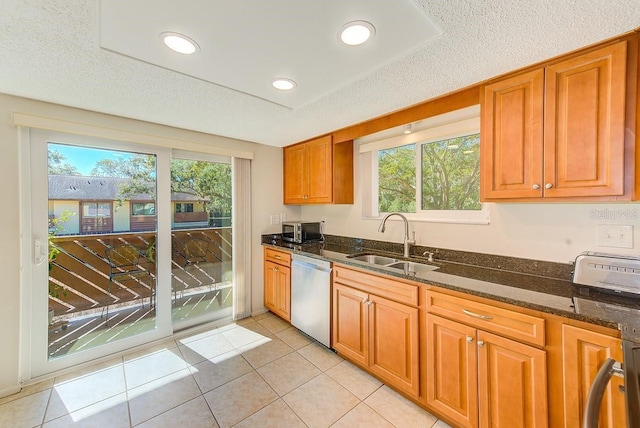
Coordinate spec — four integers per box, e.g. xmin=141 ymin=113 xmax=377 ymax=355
xmin=282 ymin=221 xmax=322 ymax=244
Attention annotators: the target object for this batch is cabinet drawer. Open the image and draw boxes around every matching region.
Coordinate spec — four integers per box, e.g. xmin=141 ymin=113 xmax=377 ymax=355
xmin=334 ymin=265 xmax=418 ymax=306
xmin=265 ymin=248 xmax=291 ymax=266
xmin=426 ymin=291 xmax=545 ymax=347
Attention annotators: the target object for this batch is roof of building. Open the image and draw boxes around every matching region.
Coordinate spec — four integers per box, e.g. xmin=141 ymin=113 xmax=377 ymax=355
xmin=48 ymin=175 xmax=204 ymax=202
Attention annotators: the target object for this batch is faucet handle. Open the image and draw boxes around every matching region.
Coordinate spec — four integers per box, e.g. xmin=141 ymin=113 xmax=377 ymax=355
xmin=422 ymin=251 xmax=434 ymax=263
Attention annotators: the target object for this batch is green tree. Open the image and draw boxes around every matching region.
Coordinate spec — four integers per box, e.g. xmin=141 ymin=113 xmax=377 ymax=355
xmin=90 ymin=155 xmax=232 ymax=214
xmin=421 ymin=134 xmax=480 ymax=210
xmin=171 ymin=159 xmax=232 ymax=214
xmin=378 ymin=144 xmax=416 ymax=213
xmin=91 ymin=154 xmax=157 ymax=199
xmin=48 ymin=149 xmax=80 ymax=175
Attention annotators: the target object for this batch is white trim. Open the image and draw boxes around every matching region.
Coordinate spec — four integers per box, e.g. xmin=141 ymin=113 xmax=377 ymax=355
xmin=172 ymin=149 xmax=231 ymax=164
xmin=11 ymin=112 xmax=254 ymax=160
xmin=24 ymin=129 xmax=173 ymax=378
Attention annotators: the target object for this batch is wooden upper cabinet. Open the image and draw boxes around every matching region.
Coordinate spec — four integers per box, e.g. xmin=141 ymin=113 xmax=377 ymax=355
xmin=482 ymin=40 xmax=629 ymax=201
xmin=544 ymin=42 xmax=627 ymax=197
xmin=305 ymin=136 xmax=333 ymax=203
xmin=283 ymin=135 xmax=354 ymax=205
xmin=283 ymin=143 xmax=307 ymax=203
xmin=482 ymin=69 xmax=545 ymax=199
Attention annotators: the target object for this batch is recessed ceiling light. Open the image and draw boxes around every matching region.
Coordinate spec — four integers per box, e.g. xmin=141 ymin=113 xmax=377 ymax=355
xmin=339 ymin=21 xmax=376 ymax=46
xmin=272 ymin=78 xmax=297 ymax=91
xmin=403 ymin=124 xmax=412 ymax=134
xmin=160 ymin=32 xmax=199 ymax=55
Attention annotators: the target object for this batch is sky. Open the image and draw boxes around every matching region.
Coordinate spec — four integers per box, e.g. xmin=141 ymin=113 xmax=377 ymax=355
xmin=49 ymin=143 xmax=134 ymax=176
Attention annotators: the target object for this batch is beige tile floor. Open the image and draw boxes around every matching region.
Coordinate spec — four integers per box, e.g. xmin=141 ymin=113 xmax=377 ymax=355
xmin=0 ymin=312 xmax=453 ymax=428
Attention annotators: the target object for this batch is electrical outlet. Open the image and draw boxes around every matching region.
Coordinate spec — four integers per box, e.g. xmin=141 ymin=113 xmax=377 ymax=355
xmin=597 ymin=225 xmax=633 ymax=248
xmin=270 ymin=215 xmax=280 ymax=225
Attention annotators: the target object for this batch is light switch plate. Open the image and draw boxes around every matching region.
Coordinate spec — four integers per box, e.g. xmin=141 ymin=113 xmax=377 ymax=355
xmin=597 ymin=225 xmax=633 ymax=248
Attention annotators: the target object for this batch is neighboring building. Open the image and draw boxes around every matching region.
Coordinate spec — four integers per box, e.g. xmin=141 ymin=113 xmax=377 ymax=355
xmin=48 ymin=175 xmax=210 ymax=234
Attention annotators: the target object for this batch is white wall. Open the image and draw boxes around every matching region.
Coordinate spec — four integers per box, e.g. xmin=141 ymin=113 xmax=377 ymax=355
xmin=0 ymin=93 xmax=288 ymax=395
xmin=113 ymin=200 xmax=130 ymax=232
xmin=51 ymin=201 xmax=80 ymax=235
xmin=302 ymin=149 xmax=640 ymax=264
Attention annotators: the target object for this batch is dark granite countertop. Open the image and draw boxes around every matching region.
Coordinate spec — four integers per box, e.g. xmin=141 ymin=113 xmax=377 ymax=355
xmin=262 ymin=235 xmax=640 ymax=334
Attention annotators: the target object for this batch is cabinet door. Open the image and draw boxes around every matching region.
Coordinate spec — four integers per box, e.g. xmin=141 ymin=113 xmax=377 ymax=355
xmin=332 ymin=283 xmax=369 ymax=367
xmin=544 ymin=41 xmax=627 ymax=197
xmin=264 ymin=260 xmax=279 ymax=312
xmin=275 ymin=264 xmax=291 ymax=321
xmin=426 ymin=314 xmax=478 ymax=428
xmin=369 ymin=294 xmax=420 ymax=397
xmin=306 ymin=135 xmax=333 ymax=203
xmin=263 ymin=260 xmax=290 ymax=321
xmin=283 ymin=143 xmax=307 ymax=204
xmin=477 ymin=331 xmax=548 ymax=428
xmin=481 ymin=68 xmax=545 ymax=200
xmin=561 ymin=325 xmax=625 ymax=428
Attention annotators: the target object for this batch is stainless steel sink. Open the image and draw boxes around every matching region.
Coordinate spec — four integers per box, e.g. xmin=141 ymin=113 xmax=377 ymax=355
xmin=386 ymin=261 xmax=439 ymax=274
xmin=347 ymin=254 xmax=398 ymax=265
xmin=347 ymin=253 xmax=439 ymax=275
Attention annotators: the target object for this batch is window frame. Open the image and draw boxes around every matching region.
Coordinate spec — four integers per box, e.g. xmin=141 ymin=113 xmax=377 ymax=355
xmin=359 ymin=106 xmax=490 ymax=225
xmin=131 ymin=202 xmax=156 ymax=216
xmin=81 ymin=201 xmax=112 ymax=218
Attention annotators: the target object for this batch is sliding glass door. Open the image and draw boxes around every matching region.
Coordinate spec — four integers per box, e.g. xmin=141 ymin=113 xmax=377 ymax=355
xmin=26 ymin=130 xmax=173 ymax=377
xmin=169 ymin=154 xmax=233 ymax=329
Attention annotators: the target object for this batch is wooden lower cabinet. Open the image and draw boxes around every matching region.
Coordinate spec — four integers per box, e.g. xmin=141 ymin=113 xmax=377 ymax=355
xmin=477 ymin=330 xmax=547 ymax=428
xmin=427 ymin=313 xmax=478 ymax=428
xmin=263 ymin=257 xmax=291 ymax=321
xmin=561 ymin=324 xmax=626 ymax=428
xmin=332 ymin=283 xmax=368 ymax=366
xmin=332 ymin=276 xmax=420 ymax=397
xmin=426 ymin=313 xmax=548 ymax=428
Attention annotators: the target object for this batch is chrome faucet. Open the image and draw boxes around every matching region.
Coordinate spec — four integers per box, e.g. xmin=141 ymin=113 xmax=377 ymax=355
xmin=378 ymin=212 xmax=415 ymax=258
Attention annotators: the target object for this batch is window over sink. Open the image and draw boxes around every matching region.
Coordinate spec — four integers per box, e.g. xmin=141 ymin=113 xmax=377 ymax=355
xmin=359 ymin=105 xmax=489 ymax=224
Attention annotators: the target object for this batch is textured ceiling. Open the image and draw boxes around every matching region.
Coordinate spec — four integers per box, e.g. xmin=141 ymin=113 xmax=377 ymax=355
xmin=0 ymin=0 xmax=639 ymax=147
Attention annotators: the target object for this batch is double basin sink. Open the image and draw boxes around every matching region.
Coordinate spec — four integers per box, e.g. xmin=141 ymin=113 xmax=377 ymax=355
xmin=346 ymin=253 xmax=439 ymax=275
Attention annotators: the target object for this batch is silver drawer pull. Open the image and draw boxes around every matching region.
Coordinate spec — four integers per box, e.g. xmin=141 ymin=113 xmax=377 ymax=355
xmin=462 ymin=309 xmax=493 ymax=320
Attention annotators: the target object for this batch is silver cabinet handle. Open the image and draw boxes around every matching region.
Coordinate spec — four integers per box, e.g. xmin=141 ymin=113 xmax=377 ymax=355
xmin=532 ymin=184 xmax=540 ymax=190
xmin=462 ymin=309 xmax=493 ymax=320
xmin=545 ymin=183 xmax=553 ymax=189
xmin=273 ymin=267 xmax=279 ymax=272
xmin=477 ymin=340 xmax=484 ymax=347
xmin=466 ymin=336 xmax=473 ymax=343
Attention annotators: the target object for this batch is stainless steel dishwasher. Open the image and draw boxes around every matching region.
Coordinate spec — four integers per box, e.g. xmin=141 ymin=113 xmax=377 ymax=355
xmin=291 ymin=254 xmax=332 ymax=348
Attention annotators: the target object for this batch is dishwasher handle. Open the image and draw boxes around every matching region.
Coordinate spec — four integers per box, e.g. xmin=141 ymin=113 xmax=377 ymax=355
xmin=292 ymin=259 xmax=332 ymax=273
xmin=583 ymin=358 xmax=621 ymax=428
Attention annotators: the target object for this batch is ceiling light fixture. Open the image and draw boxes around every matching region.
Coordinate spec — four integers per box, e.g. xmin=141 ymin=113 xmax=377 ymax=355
xmin=272 ymin=78 xmax=297 ymax=91
xmin=160 ymin=32 xmax=199 ymax=55
xmin=403 ymin=124 xmax=412 ymax=134
xmin=339 ymin=20 xmax=376 ymax=46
